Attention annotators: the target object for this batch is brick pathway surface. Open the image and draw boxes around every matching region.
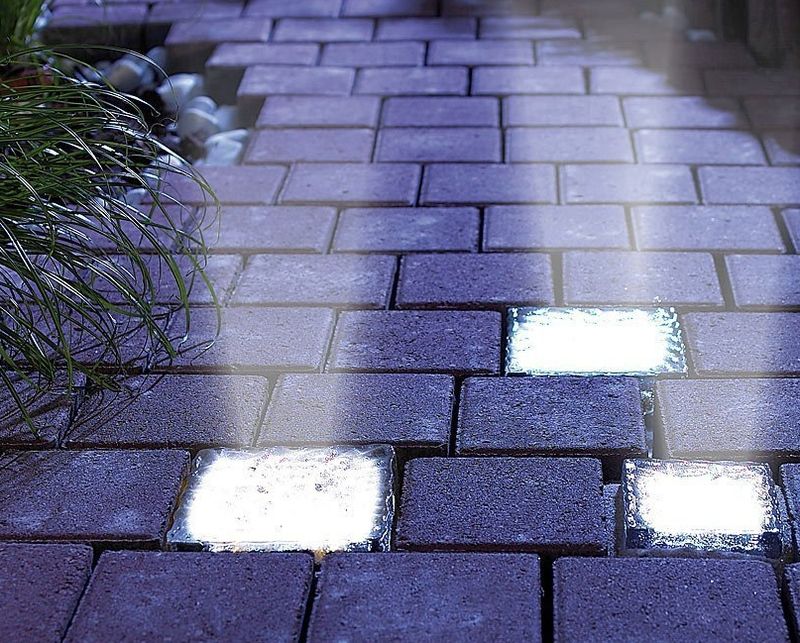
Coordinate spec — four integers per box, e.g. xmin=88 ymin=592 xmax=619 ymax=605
xmin=6 ymin=0 xmax=800 ymax=640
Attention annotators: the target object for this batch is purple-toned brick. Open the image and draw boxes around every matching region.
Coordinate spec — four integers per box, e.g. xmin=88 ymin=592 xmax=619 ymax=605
xmin=172 ymin=306 xmax=335 ymax=372
xmin=725 ymin=255 xmax=800 ymax=308
xmin=623 ymin=96 xmax=746 ymax=128
xmin=507 ymin=127 xmax=633 ymax=162
xmin=375 ymin=17 xmax=476 ymax=40
xmin=396 ymin=456 xmax=605 ymax=554
xmin=428 ymin=39 xmax=534 ymax=65
xmin=258 ymin=96 xmax=380 ymax=128
xmin=658 ymin=378 xmax=800 ymax=461
xmin=632 ymin=206 xmax=784 ymax=251
xmin=210 ymin=205 xmax=336 ymax=253
xmin=783 ymin=209 xmax=800 ymax=250
xmin=457 ymin=377 xmax=646 ymax=466
xmin=554 ymin=558 xmax=789 ymax=642
xmin=504 ymin=96 xmax=624 ymax=126
xmin=538 ymin=40 xmax=641 ymax=67
xmin=245 ymin=128 xmax=375 ymax=163
xmin=683 ymin=312 xmax=800 ymax=375
xmin=65 ymin=552 xmax=313 ymax=643
xmin=561 ymin=165 xmax=697 ymax=204
xmin=308 ymin=553 xmax=542 ymax=642
xmin=273 ymin=17 xmax=373 ymax=41
xmin=0 ymin=383 xmax=73 ymax=447
xmin=175 ymin=165 xmax=286 ymax=205
xmin=744 ymin=98 xmax=800 ymax=129
xmin=281 ymin=163 xmax=421 ymax=206
xmin=699 ymin=167 xmax=800 ymax=205
xmin=396 ymin=253 xmax=554 ymax=308
xmin=321 ymin=42 xmax=425 ymax=66
xmin=590 ymin=67 xmax=704 ymax=95
xmin=645 ymin=41 xmax=756 ymax=68
xmin=781 ymin=466 xmax=800 ymax=553
xmin=232 ymin=254 xmax=396 ymax=308
xmin=762 ymin=131 xmax=800 ymax=166
xmin=443 ymin=0 xmax=540 ymax=15
xmin=245 ymin=0 xmax=341 ymax=17
xmin=328 ymin=310 xmax=501 ymax=374
xmin=355 ymin=67 xmax=468 ymax=95
xmin=705 ymin=70 xmax=800 ymax=96
xmin=66 ymin=375 xmax=268 ymax=448
xmin=208 ymin=43 xmax=319 ymax=68
xmin=564 ymin=250 xmax=723 ymax=306
xmin=0 ymin=450 xmax=188 ymax=546
xmin=0 ymin=544 xmax=92 ymax=643
xmin=472 ymin=66 xmax=584 ymax=95
xmin=480 ymin=16 xmax=581 ymax=39
xmin=422 ymin=164 xmax=557 ymax=205
xmin=166 ymin=18 xmax=272 ymax=45
xmin=376 ymin=127 xmax=501 ymax=162
xmin=260 ymin=373 xmax=453 ymax=452
xmin=484 ymin=205 xmax=629 ymax=250
xmin=785 ymin=564 xmax=800 ymax=635
xmin=603 ymin=484 xmax=620 ymax=555
xmin=149 ymin=1 xmax=242 ymax=22
xmin=382 ymin=97 xmax=499 ymax=127
xmin=333 ymin=207 xmax=479 ymax=252
xmin=634 ymin=129 xmax=765 ymax=165
xmin=239 ymin=65 xmax=355 ymax=97
xmin=342 ymin=0 xmax=437 ymax=17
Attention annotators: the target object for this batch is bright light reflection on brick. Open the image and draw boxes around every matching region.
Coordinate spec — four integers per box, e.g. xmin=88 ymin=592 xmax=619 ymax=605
xmin=506 ymin=307 xmax=686 ymax=375
xmin=168 ymin=446 xmax=395 ymax=555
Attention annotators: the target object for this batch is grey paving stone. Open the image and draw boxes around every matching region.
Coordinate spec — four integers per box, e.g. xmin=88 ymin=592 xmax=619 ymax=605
xmin=321 ymin=42 xmax=425 ymax=66
xmin=308 ymin=553 xmax=542 ymax=642
xmin=396 ymin=456 xmax=605 ymax=553
xmin=762 ymin=131 xmax=800 ymax=166
xmin=480 ymin=16 xmax=581 ymax=39
xmin=422 ymin=164 xmax=556 ymax=205
xmin=333 ymin=207 xmax=479 ymax=252
xmin=744 ymin=98 xmax=800 ymax=129
xmin=726 ymin=255 xmax=800 ymax=308
xmin=210 ymin=205 xmax=336 ymax=253
xmin=504 ymin=95 xmax=624 ymax=126
xmin=355 ymin=67 xmax=468 ymax=95
xmin=273 ymin=17 xmax=373 ymax=41
xmin=245 ymin=128 xmax=374 ymax=163
xmin=457 ymin=376 xmax=646 ymax=463
xmin=0 ymin=543 xmax=92 ymax=643
xmin=632 ymin=206 xmax=784 ymax=251
xmin=0 ymin=450 xmax=188 ymax=546
xmin=329 ymin=310 xmax=501 ymax=374
xmin=208 ymin=43 xmax=319 ymax=68
xmin=382 ymin=97 xmax=499 ymax=127
xmin=645 ymin=42 xmax=756 ymax=69
xmin=172 ymin=306 xmax=335 ymax=372
xmin=239 ymin=65 xmax=355 ymax=97
xmin=485 ymin=205 xmax=629 ymax=250
xmin=375 ymin=17 xmax=476 ymax=40
xmin=705 ymin=70 xmax=800 ymax=96
xmin=683 ymin=312 xmax=800 ymax=375
xmin=166 ymin=18 xmax=272 ymax=45
xmin=536 ymin=39 xmax=642 ymax=66
xmin=561 ymin=165 xmax=697 ymax=204
xmin=428 ymin=39 xmax=534 ymax=65
xmin=173 ymin=165 xmax=286 ymax=205
xmin=563 ymin=251 xmax=723 ymax=306
xmin=343 ymin=0 xmax=437 ymax=17
xmin=623 ymin=96 xmax=746 ymax=128
xmin=232 ymin=254 xmax=396 ymax=308
xmin=699 ymin=167 xmax=800 ymax=205
xmin=257 ymin=96 xmax=380 ymax=128
xmin=554 ymin=558 xmax=789 ymax=642
xmin=634 ymin=129 xmax=765 ymax=165
xmin=658 ymin=378 xmax=800 ymax=461
xmin=376 ymin=127 xmax=501 ymax=162
xmin=507 ymin=127 xmax=633 ymax=162
xmin=472 ymin=66 xmax=584 ymax=95
xmin=281 ymin=163 xmax=421 ymax=206
xmin=783 ymin=209 xmax=800 ymax=250
xmin=260 ymin=373 xmax=453 ymax=452
xmin=396 ymin=253 xmax=554 ymax=308
xmin=590 ymin=67 xmax=704 ymax=94
xmin=66 ymin=375 xmax=268 ymax=448
xmin=245 ymin=0 xmax=341 ymax=17
xmin=65 ymin=552 xmax=313 ymax=643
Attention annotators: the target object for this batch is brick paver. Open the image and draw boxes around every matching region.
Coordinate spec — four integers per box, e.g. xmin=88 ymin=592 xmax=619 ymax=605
xmin=257 ymin=96 xmax=380 ymax=127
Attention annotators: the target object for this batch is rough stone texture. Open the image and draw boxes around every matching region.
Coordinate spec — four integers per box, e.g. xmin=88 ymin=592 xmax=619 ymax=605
xmin=563 ymin=251 xmax=723 ymax=306
xmin=561 ymin=165 xmax=697 ymax=204
xmin=65 ymin=552 xmax=313 ymax=643
xmin=657 ymin=378 xmax=800 ymax=461
xmin=0 ymin=450 xmax=189 ymax=546
xmin=0 ymin=543 xmax=92 ymax=643
xmin=66 ymin=375 xmax=268 ymax=448
xmin=422 ymin=164 xmax=556 ymax=204
xmin=396 ymin=456 xmax=605 ymax=553
xmin=504 ymin=96 xmax=624 ymax=126
xmin=375 ymin=127 xmax=501 ymax=162
xmin=0 ymin=383 xmax=73 ymax=447
xmin=699 ymin=168 xmax=800 ymax=205
xmin=328 ymin=310 xmax=501 ymax=374
xmin=725 ymin=255 xmax=800 ymax=308
xmin=260 ymin=373 xmax=453 ymax=452
xmin=257 ymin=96 xmax=380 ymax=127
xmin=553 ymin=558 xmax=789 ymax=642
xmin=308 ymin=553 xmax=542 ymax=642
xmin=382 ymin=97 xmax=498 ymax=127
xmin=683 ymin=312 xmax=800 ymax=375
xmin=457 ymin=377 xmax=646 ymax=462
xmin=396 ymin=253 xmax=554 ymax=308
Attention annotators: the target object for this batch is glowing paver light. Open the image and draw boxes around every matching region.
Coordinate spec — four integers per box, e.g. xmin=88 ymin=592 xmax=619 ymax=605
xmin=505 ymin=307 xmax=687 ymax=376
xmin=621 ymin=459 xmax=782 ymax=559
xmin=167 ymin=446 xmax=395 ymax=555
